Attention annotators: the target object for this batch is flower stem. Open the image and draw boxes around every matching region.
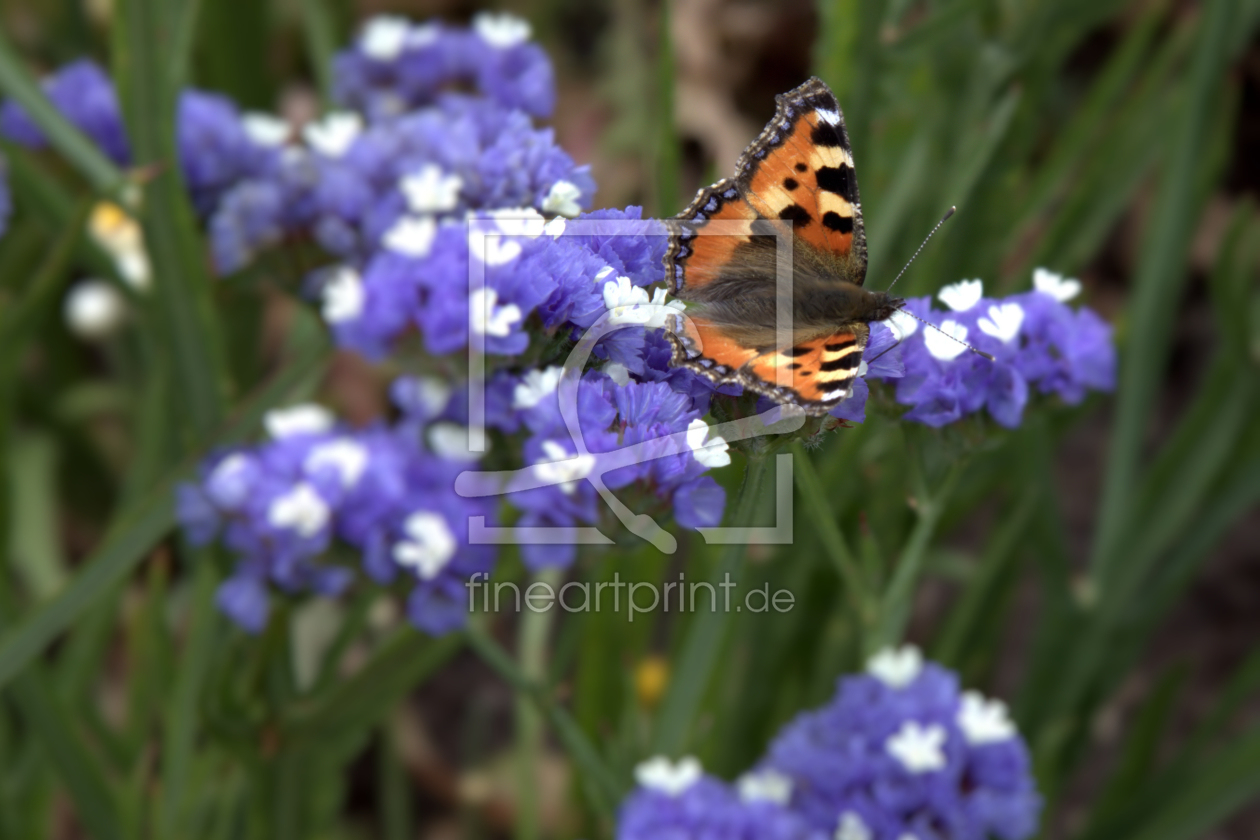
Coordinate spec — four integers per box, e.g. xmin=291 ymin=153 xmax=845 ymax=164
xmin=515 ymin=567 xmax=561 ymax=840
xmin=650 ymin=451 xmax=770 ymax=755
xmin=870 ymin=461 xmax=964 ymax=653
xmin=790 ymin=442 xmax=877 ymax=637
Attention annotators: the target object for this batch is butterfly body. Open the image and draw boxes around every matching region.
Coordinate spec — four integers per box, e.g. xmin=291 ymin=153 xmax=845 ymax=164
xmin=665 ymin=77 xmax=894 ymax=416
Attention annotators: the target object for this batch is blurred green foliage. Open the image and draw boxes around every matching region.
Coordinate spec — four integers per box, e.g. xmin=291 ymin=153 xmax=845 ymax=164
xmin=0 ymin=0 xmax=1258 ymax=838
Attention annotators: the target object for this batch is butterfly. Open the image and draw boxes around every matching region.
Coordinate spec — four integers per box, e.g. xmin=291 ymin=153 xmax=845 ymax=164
xmin=665 ymin=77 xmax=902 ymax=416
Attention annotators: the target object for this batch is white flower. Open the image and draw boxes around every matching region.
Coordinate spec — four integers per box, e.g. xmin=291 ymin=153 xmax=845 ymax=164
xmin=473 ymin=12 xmax=532 ymax=48
xmin=957 ymin=691 xmax=1016 ymax=744
xmin=402 ymin=377 xmax=452 ymax=418
xmin=383 ymin=215 xmax=437 ymax=258
xmin=533 ymin=440 xmax=594 ymax=494
xmin=604 ymin=362 xmax=630 ymax=386
xmin=267 ymin=483 xmax=330 ymax=538
xmin=302 ymin=111 xmax=362 ymax=158
xmin=513 ymin=366 xmax=564 ymax=409
xmin=633 ymin=756 xmax=702 ymax=796
xmin=320 ymin=266 xmax=365 ymax=323
xmin=393 ymin=511 xmax=457 ymax=580
xmin=470 ymin=288 xmax=523 ymax=338
xmin=241 ymin=112 xmax=289 ymax=147
xmin=937 ymin=279 xmax=983 ymax=312
xmin=865 ymin=645 xmax=923 ymax=688
xmin=206 ymin=454 xmax=253 ymax=509
xmin=400 ymin=164 xmax=463 ymax=214
xmin=88 ymin=202 xmax=150 ymax=291
xmin=685 ymin=418 xmax=731 ymax=469
xmin=977 ymin=302 xmax=1025 ymax=343
xmin=264 ymin=404 xmax=335 ymax=439
xmin=427 ymin=423 xmax=484 ymax=462
xmin=359 ymin=15 xmax=411 ymax=61
xmin=541 ymin=180 xmax=583 ymax=217
xmin=544 ymin=216 xmax=567 ymax=238
xmin=480 ymin=207 xmax=546 ymax=238
xmin=736 ymin=769 xmax=792 ymax=805
xmin=886 ymin=721 xmax=948 ymax=773
xmin=603 ymin=274 xmax=647 ymax=311
xmin=1033 ymin=267 xmax=1081 ymax=302
xmin=886 ymin=308 xmax=919 ymax=340
xmin=304 ymin=438 xmax=369 ymax=489
xmin=835 ymin=811 xmax=873 ymax=840
xmin=924 ymin=319 xmax=969 ymax=361
xmin=64 ymin=280 xmax=127 ymax=339
xmin=479 ymin=235 xmax=522 ymax=266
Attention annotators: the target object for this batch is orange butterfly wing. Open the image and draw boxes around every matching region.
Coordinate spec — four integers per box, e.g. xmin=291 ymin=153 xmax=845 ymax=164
xmin=664 ymin=77 xmax=873 ymax=415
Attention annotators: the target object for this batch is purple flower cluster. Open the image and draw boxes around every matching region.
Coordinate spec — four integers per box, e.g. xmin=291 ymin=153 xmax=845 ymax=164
xmin=332 ymin=14 xmax=556 ymax=120
xmin=0 ymin=59 xmax=131 ymax=165
xmin=177 ymin=389 xmax=495 ymax=635
xmin=882 ymin=271 xmax=1115 ymax=428
xmin=617 ymin=648 xmax=1040 ymax=840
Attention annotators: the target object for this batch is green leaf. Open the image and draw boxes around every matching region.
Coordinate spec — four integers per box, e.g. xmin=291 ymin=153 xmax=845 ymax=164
xmin=0 ymin=336 xmax=329 ymax=691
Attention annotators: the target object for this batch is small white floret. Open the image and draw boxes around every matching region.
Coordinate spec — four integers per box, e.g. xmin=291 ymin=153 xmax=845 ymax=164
xmin=604 ymin=362 xmax=630 ymax=386
xmin=483 ymin=207 xmax=547 ymax=238
xmin=321 ymin=266 xmax=365 ymax=323
xmin=977 ymin=302 xmax=1024 ymax=344
xmin=65 ymin=280 xmax=127 ymax=340
xmin=383 ymin=215 xmax=437 ymax=258
xmin=835 ymin=811 xmax=873 ymax=840
xmin=479 ymin=235 xmax=522 ymax=266
xmin=541 ymin=180 xmax=583 ymax=217
xmin=736 ymin=769 xmax=792 ymax=805
xmin=400 ymin=164 xmax=463 ymax=214
xmin=866 ymin=645 xmax=923 ymax=688
xmin=544 ymin=216 xmax=567 ymax=238
xmin=513 ymin=366 xmax=565 ymax=409
xmin=937 ymin=279 xmax=983 ymax=312
xmin=469 ymin=288 xmax=522 ymax=338
xmin=1033 ymin=267 xmax=1081 ymax=302
xmin=393 ymin=511 xmax=457 ymax=579
xmin=633 ymin=755 xmax=702 ymax=796
xmin=886 ymin=721 xmax=948 ymax=774
xmin=427 ymin=423 xmax=484 ymax=462
xmin=267 ymin=483 xmax=330 ymax=538
xmin=686 ymin=418 xmax=731 ymax=469
xmin=304 ymin=438 xmax=369 ymax=489
xmin=302 ymin=111 xmax=362 ymax=158
xmin=264 ymin=404 xmax=335 ymax=439
xmin=886 ymin=309 xmax=919 ymax=340
xmin=533 ymin=440 xmax=595 ymax=494
xmin=88 ymin=202 xmax=151 ymax=291
xmin=924 ymin=319 xmax=969 ymax=362
xmin=473 ymin=12 xmax=532 ymax=48
xmin=359 ymin=15 xmax=411 ymax=61
xmin=241 ymin=112 xmax=290 ymax=147
xmin=402 ymin=376 xmax=452 ymax=417
xmin=957 ymin=690 xmax=1016 ymax=745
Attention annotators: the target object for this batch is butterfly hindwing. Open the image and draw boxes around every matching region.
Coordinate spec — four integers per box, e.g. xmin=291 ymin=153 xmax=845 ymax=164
xmin=734 ymin=77 xmax=867 ymax=282
xmin=744 ymin=324 xmax=870 ymax=410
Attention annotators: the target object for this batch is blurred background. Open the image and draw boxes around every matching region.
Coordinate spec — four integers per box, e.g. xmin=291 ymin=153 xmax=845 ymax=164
xmin=0 ymin=0 xmax=1258 ymax=838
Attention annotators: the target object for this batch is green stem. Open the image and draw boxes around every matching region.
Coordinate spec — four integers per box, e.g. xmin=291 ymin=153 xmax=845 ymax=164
xmin=650 ymin=452 xmax=770 ymax=754
xmin=871 ymin=461 xmax=963 ymax=653
xmin=516 ymin=568 xmax=562 ymax=840
xmin=465 ymin=621 xmax=622 ymax=816
xmin=790 ymin=442 xmax=875 ymax=635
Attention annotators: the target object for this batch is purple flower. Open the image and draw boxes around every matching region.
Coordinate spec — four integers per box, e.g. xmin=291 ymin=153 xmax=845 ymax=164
xmin=0 ymin=59 xmax=130 ymax=164
xmin=618 ymin=758 xmax=824 ymax=840
xmin=880 ymin=273 xmax=1115 ymax=428
xmin=760 ymin=645 xmax=1041 ymax=840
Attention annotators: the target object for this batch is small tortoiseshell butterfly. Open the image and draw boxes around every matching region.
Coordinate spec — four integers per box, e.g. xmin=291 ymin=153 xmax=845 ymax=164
xmin=665 ymin=77 xmax=902 ymax=415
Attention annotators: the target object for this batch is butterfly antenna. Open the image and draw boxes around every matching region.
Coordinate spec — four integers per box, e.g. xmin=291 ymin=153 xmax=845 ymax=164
xmin=888 ymin=308 xmax=996 ymax=362
xmin=884 ymin=206 xmax=956 ymax=295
